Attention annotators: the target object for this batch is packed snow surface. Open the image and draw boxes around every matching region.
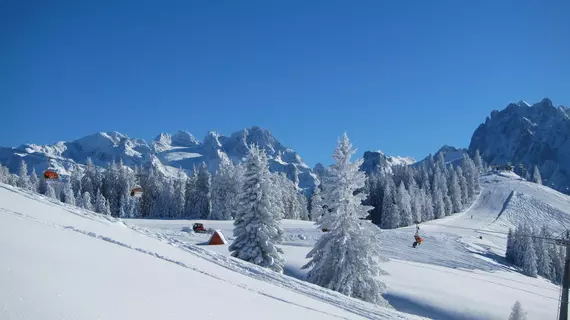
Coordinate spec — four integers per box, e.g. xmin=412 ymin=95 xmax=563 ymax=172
xmin=0 ymin=184 xmax=422 ymax=320
xmin=128 ymin=172 xmax=570 ymax=320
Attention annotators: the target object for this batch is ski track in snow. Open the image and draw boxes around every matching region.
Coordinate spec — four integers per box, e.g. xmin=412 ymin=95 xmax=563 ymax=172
xmin=3 ymin=171 xmax=568 ymax=320
xmin=0 ymin=192 xmax=417 ymax=320
xmin=125 ymin=171 xmax=570 ymax=320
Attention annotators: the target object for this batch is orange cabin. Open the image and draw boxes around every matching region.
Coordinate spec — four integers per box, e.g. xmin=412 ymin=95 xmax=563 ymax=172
xmin=44 ymin=170 xmax=59 ymax=180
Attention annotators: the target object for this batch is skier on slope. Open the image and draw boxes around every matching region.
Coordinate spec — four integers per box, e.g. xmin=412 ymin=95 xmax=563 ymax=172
xmin=412 ymin=224 xmax=423 ymax=248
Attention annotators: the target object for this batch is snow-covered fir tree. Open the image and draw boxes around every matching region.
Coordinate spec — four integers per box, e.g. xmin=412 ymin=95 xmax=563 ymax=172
xmin=82 ymin=192 xmax=93 ymax=211
xmin=296 ymin=193 xmax=310 ymax=221
xmin=508 ymin=301 xmax=527 ymax=320
xmin=45 ymin=183 xmax=57 ymax=199
xmin=94 ymin=189 xmax=108 ymax=214
xmin=29 ymin=167 xmax=39 ymax=192
xmin=171 ymin=170 xmax=186 ymax=219
xmin=448 ymin=167 xmax=463 ymax=213
xmin=532 ymin=166 xmax=542 ymax=185
xmin=211 ymin=155 xmax=240 ymax=220
xmin=193 ymin=163 xmax=212 ymax=219
xmin=396 ymin=181 xmax=412 ymax=226
xmin=309 ymin=183 xmax=325 ymax=222
xmin=303 ymin=133 xmax=389 ymax=306
xmin=381 ymin=177 xmax=399 ymax=229
xmin=16 ymin=160 xmax=30 ymax=190
xmin=184 ymin=168 xmax=198 ymax=218
xmin=473 ymin=149 xmax=484 ymax=173
xmin=534 ymin=226 xmax=552 ymax=279
xmin=61 ymin=179 xmax=75 ymax=205
xmin=456 ymin=166 xmax=469 ymax=206
xmin=229 ymin=144 xmax=285 ymax=272
xmin=75 ymin=192 xmax=84 ymax=208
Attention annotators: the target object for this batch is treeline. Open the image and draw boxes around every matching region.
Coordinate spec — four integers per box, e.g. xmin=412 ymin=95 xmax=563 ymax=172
xmin=506 ymin=224 xmax=565 ymax=284
xmin=358 ymin=151 xmax=484 ymax=229
xmin=0 ymin=156 xmax=309 ymax=221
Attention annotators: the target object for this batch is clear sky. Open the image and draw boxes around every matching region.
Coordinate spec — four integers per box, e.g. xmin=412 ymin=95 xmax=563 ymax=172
xmin=1 ymin=0 xmax=569 ymax=166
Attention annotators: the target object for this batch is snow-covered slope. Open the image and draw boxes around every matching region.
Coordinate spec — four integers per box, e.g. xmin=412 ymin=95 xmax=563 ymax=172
xmin=0 ymin=126 xmax=318 ymax=190
xmin=0 ymin=183 xmax=421 ymax=320
xmin=128 ymin=171 xmax=569 ymax=320
xmin=469 ymin=98 xmax=570 ymax=194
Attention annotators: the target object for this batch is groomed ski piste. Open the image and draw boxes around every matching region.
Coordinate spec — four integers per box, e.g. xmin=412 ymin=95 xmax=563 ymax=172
xmin=1 ymin=171 xmax=569 ymax=319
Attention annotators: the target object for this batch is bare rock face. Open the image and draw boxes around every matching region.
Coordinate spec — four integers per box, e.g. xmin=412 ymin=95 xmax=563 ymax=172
xmin=469 ymin=98 xmax=570 ymax=194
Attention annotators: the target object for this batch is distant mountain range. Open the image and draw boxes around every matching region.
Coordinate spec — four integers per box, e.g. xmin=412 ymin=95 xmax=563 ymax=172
xmin=2 ymin=98 xmax=569 ymax=194
xmin=0 ymin=127 xmax=318 ymax=191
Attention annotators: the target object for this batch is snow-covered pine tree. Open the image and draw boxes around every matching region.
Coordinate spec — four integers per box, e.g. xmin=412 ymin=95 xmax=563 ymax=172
xmin=171 ymin=170 xmax=186 ymax=219
xmin=61 ymin=179 xmax=75 ymax=205
xmin=294 ymin=193 xmax=309 ymax=221
xmin=184 ymin=168 xmax=198 ymax=218
xmin=302 ymin=133 xmax=389 ymax=306
xmin=38 ymin=173 xmax=48 ymax=195
xmin=104 ymin=199 xmax=112 ymax=215
xmin=396 ymin=181 xmax=412 ymax=227
xmin=75 ymin=192 xmax=84 ymax=208
xmin=534 ymin=226 xmax=552 ymax=279
xmin=456 ymin=166 xmax=469 ymax=206
xmin=94 ymin=189 xmax=108 ymax=214
xmin=448 ymin=167 xmax=463 ymax=213
xmin=461 ymin=154 xmax=479 ymax=199
xmin=193 ymin=163 xmax=212 ymax=219
xmin=421 ymin=187 xmax=434 ymax=221
xmin=408 ymin=175 xmax=421 ymax=223
xmin=381 ymin=177 xmax=399 ymax=229
xmin=102 ymin=161 xmax=119 ymax=215
xmin=508 ymin=300 xmax=527 ymax=320
xmin=532 ymin=166 xmax=542 ymax=185
xmin=432 ymin=186 xmax=446 ymax=219
xmin=229 ymin=144 xmax=285 ymax=272
xmin=45 ymin=183 xmax=57 ymax=199
xmin=82 ymin=192 xmax=93 ymax=211
xmin=473 ymin=149 xmax=484 ymax=173
xmin=29 ymin=167 xmax=39 ymax=192
xmin=17 ymin=159 xmax=30 ymax=190
xmin=82 ymin=157 xmax=100 ymax=201
xmin=70 ymin=167 xmax=82 ymax=198
xmin=434 ymin=167 xmax=452 ymax=215
xmin=519 ymin=224 xmax=538 ymax=277
xmin=309 ymin=183 xmax=325 ymax=222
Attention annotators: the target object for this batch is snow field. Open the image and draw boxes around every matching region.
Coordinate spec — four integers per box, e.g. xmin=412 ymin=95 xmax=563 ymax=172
xmin=0 ymin=183 xmax=422 ymax=320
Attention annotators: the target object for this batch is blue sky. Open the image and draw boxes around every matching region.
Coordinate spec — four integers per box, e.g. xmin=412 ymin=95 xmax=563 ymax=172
xmin=1 ymin=0 xmax=569 ymax=166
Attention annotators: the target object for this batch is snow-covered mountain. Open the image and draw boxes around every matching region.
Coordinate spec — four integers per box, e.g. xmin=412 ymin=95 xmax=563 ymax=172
xmin=0 ymin=127 xmax=319 ymax=190
xmin=469 ymin=98 xmax=570 ymax=194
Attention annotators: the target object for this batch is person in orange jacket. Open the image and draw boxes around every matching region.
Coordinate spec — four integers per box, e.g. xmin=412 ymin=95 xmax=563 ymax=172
xmin=412 ymin=224 xmax=423 ymax=248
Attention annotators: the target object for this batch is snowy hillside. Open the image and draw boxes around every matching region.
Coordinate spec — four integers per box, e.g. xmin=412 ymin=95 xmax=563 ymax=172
xmin=127 ymin=171 xmax=569 ymax=320
xmin=0 ymin=127 xmax=319 ymax=190
xmin=470 ymin=98 xmax=570 ymax=194
xmin=0 ymin=182 xmax=422 ymax=320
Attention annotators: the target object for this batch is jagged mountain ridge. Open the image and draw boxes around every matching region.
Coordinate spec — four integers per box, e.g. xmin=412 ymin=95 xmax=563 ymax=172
xmin=469 ymin=98 xmax=570 ymax=194
xmin=0 ymin=127 xmax=319 ymax=191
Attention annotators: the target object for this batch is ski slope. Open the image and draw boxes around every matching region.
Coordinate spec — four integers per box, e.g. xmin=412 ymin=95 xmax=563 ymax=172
xmin=126 ymin=172 xmax=570 ymax=320
xmin=0 ymin=183 xmax=422 ymax=320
